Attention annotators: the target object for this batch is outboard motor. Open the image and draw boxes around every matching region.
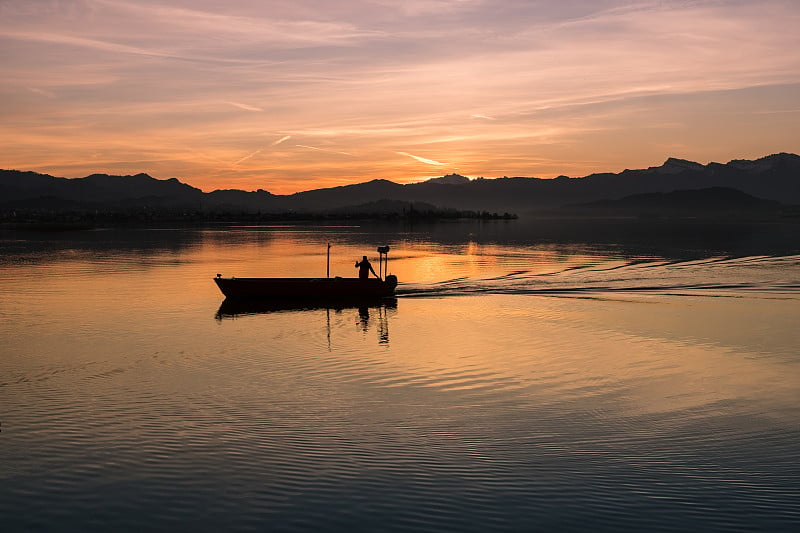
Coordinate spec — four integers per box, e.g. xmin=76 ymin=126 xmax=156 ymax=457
xmin=377 ymin=245 xmax=391 ymax=280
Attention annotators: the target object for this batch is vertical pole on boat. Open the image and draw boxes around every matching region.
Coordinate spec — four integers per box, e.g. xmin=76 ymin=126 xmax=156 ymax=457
xmin=377 ymin=245 xmax=390 ymax=281
xmin=327 ymin=243 xmax=331 ymax=278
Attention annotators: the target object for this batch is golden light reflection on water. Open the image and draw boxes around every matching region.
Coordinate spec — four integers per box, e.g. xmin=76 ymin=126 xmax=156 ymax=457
xmin=191 ymin=226 xmax=627 ymax=287
xmin=4 ymin=227 xmax=798 ymax=412
xmin=2 ymin=226 xmax=799 ymax=531
xmin=297 ymin=294 xmax=800 ymax=417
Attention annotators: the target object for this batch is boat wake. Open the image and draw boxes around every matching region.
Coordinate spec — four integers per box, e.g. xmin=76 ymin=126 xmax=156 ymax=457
xmin=396 ymin=254 xmax=800 ymax=299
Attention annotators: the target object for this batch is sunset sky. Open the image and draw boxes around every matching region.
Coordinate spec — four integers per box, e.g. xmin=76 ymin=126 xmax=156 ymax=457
xmin=1 ymin=0 xmax=799 ymax=194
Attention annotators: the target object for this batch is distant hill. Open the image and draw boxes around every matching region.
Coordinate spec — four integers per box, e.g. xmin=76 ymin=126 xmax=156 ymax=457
xmin=328 ymin=199 xmax=445 ymax=216
xmin=0 ymin=169 xmax=203 ymax=210
xmin=202 ymin=188 xmax=274 ymax=212
xmin=295 ymin=152 xmax=800 ymax=212
xmin=423 ymin=173 xmax=472 ymax=185
xmin=2 ymin=153 xmax=798 ymax=218
xmin=566 ymin=187 xmax=784 ymax=217
xmin=280 ymin=179 xmax=404 ymax=212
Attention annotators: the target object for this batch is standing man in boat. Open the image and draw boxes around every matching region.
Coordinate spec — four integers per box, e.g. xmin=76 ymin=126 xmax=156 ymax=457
xmin=355 ymin=255 xmax=379 ymax=280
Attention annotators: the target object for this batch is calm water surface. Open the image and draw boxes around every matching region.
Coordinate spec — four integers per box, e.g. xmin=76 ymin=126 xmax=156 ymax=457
xmin=1 ymin=220 xmax=799 ymax=531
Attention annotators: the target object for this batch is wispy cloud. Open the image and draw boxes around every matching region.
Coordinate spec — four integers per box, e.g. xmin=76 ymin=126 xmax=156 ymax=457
xmin=94 ymin=0 xmax=381 ymax=48
xmin=397 ymin=152 xmax=447 ymax=166
xmin=225 ymin=101 xmax=263 ymax=112
xmin=297 ymin=145 xmax=353 ymax=156
xmin=0 ymin=30 xmax=177 ymax=59
xmin=28 ymin=87 xmax=56 ymax=98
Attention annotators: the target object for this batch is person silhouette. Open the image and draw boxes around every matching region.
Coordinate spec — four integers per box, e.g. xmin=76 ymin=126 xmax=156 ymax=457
xmin=355 ymin=255 xmax=378 ymax=280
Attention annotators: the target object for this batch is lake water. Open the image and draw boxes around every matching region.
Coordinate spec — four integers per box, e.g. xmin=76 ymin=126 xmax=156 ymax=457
xmin=1 ymin=219 xmax=799 ymax=532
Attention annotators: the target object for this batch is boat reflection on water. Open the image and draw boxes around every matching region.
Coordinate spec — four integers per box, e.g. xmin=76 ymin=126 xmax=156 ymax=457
xmin=355 ymin=302 xmax=393 ymax=345
xmin=216 ymin=297 xmax=398 ymax=317
xmin=215 ymin=297 xmax=397 ymax=345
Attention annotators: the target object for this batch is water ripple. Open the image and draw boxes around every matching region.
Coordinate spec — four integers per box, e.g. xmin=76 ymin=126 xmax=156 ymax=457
xmin=3 ymin=235 xmax=799 ymax=532
xmin=399 ymin=254 xmax=800 ymax=300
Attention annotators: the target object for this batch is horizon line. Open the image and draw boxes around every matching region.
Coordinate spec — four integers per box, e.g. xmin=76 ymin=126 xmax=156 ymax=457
xmin=3 ymin=151 xmax=797 ymax=195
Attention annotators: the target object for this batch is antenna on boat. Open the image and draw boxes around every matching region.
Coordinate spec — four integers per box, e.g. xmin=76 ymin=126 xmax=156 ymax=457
xmin=327 ymin=243 xmax=331 ymax=278
xmin=377 ymin=245 xmax=390 ymax=281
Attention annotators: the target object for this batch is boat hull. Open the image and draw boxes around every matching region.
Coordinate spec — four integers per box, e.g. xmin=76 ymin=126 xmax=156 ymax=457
xmin=214 ymin=275 xmax=398 ymax=301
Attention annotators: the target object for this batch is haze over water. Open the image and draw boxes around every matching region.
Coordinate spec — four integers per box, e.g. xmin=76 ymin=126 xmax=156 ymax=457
xmin=2 ymin=219 xmax=799 ymax=531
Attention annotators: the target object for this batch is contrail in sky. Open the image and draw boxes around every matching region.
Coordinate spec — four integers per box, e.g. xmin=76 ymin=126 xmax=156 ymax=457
xmin=232 ymin=149 xmax=263 ymax=165
xmin=397 ymin=151 xmax=446 ymax=166
xmin=297 ymin=144 xmax=352 ymax=156
xmin=234 ymin=135 xmax=290 ymax=165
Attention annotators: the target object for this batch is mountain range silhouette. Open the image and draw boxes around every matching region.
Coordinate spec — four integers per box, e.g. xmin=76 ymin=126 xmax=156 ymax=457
xmin=2 ymin=153 xmax=798 ymax=216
